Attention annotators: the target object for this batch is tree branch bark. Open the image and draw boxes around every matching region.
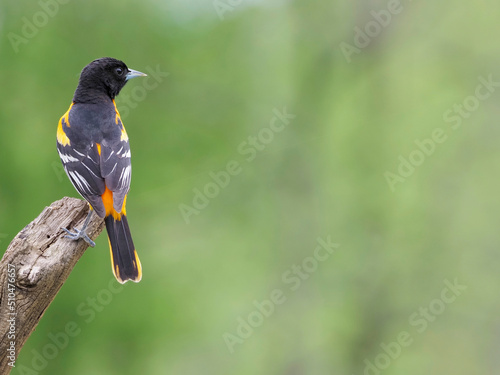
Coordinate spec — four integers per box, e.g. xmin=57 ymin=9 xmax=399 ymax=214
xmin=0 ymin=197 xmax=105 ymax=373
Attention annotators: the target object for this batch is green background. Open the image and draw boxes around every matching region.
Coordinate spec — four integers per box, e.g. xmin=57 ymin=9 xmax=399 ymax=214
xmin=0 ymin=0 xmax=498 ymax=374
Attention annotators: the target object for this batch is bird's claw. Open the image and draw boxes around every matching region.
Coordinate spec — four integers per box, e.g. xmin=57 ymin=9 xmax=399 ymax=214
xmin=63 ymin=227 xmax=96 ymax=247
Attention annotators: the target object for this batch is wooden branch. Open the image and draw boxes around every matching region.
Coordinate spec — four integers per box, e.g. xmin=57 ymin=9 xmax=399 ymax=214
xmin=0 ymin=197 xmax=105 ymax=373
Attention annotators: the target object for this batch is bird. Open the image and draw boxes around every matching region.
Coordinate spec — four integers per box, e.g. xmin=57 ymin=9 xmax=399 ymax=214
xmin=56 ymin=57 xmax=147 ymax=284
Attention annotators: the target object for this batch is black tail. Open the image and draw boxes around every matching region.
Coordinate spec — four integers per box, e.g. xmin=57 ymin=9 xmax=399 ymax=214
xmin=105 ymin=215 xmax=142 ymax=283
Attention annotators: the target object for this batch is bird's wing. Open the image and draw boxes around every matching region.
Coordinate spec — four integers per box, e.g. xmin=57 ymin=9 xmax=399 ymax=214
xmin=100 ymin=136 xmax=132 ymax=214
xmin=57 ymin=138 xmax=107 ymax=217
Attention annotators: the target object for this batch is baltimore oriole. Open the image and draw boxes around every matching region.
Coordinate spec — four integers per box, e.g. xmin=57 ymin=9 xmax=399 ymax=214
xmin=57 ymin=57 xmax=146 ymax=283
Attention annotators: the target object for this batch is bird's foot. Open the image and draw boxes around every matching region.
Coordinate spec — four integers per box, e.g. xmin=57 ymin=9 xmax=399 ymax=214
xmin=63 ymin=227 xmax=96 ymax=247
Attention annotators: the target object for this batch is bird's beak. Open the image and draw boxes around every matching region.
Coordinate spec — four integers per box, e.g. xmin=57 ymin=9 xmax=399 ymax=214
xmin=126 ymin=69 xmax=147 ymax=80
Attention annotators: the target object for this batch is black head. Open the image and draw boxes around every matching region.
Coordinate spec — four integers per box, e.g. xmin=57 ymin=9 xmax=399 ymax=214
xmin=73 ymin=57 xmax=146 ymax=103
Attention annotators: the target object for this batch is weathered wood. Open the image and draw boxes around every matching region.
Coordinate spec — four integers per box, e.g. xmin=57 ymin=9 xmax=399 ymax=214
xmin=0 ymin=197 xmax=105 ymax=373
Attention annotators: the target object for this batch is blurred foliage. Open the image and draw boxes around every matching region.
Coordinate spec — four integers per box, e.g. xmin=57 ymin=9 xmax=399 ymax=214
xmin=0 ymin=0 xmax=499 ymax=374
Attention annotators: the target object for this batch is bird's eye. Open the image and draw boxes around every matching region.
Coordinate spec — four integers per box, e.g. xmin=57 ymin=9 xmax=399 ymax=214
xmin=115 ymin=67 xmax=124 ymax=75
